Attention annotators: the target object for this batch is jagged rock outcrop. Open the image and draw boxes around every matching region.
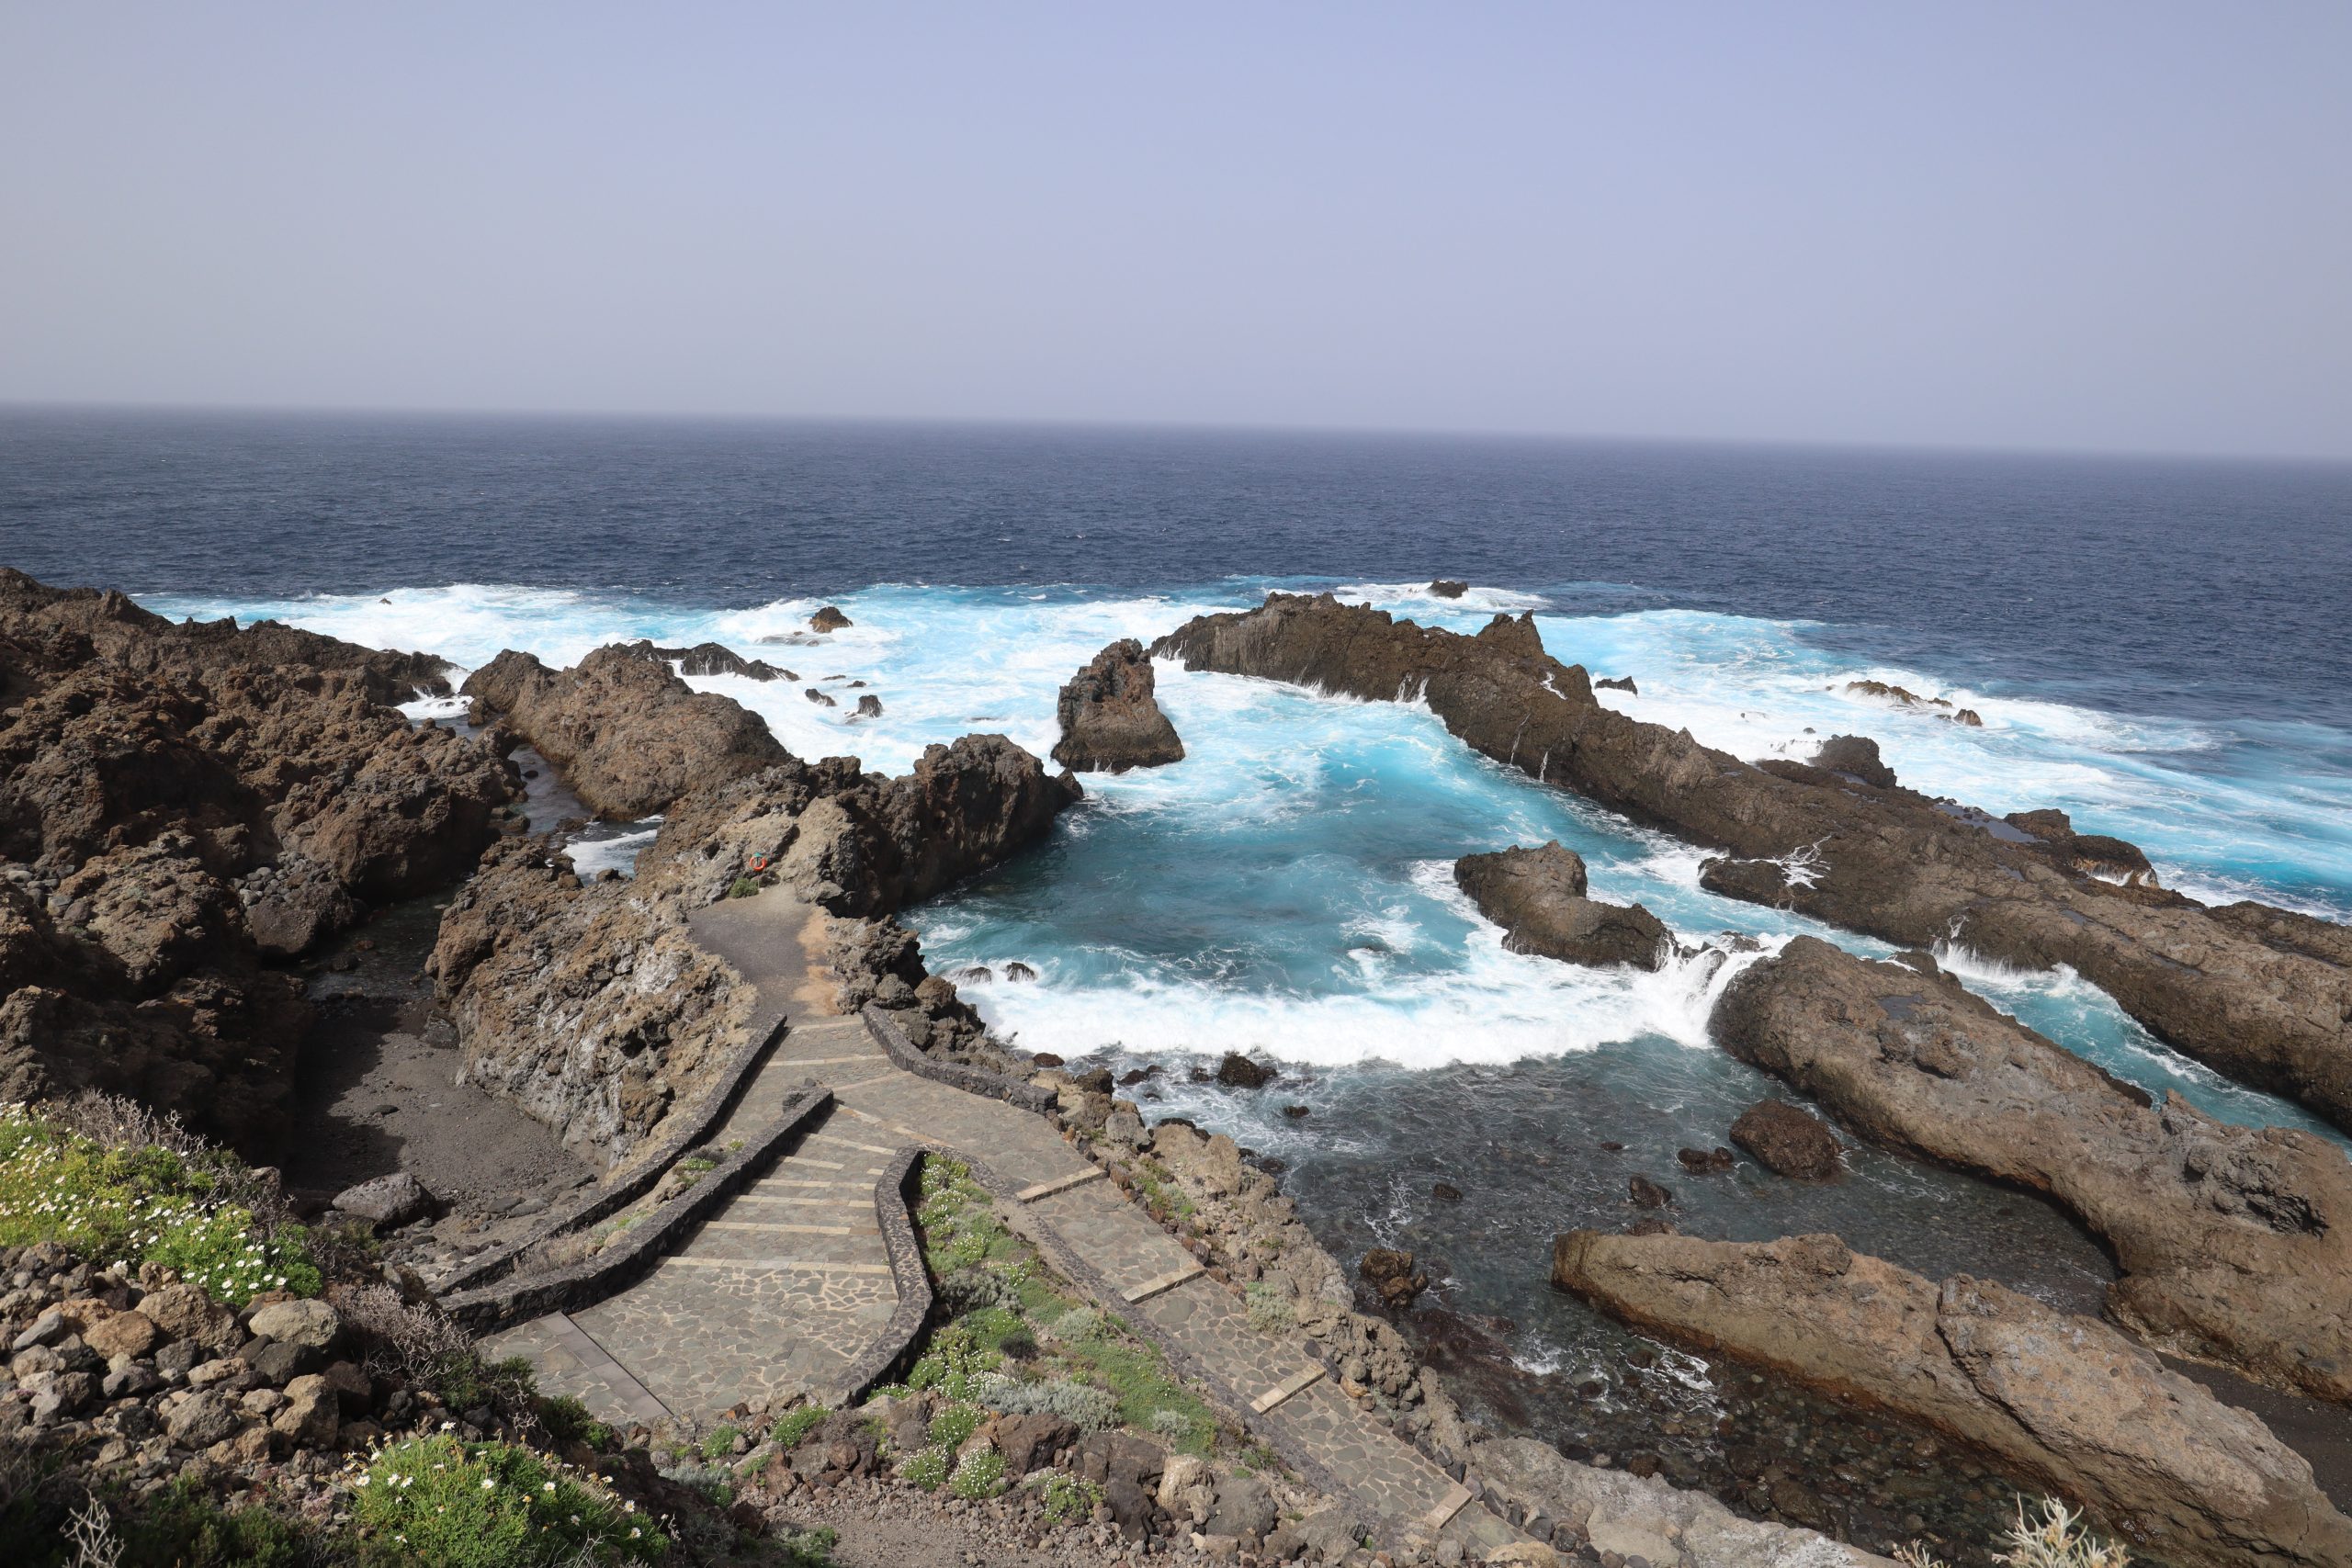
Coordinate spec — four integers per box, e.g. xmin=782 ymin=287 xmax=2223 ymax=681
xmin=462 ymin=644 xmax=789 ymax=818
xmin=637 ymin=639 xmax=793 ymax=682
xmin=1050 ymin=639 xmax=1183 ymax=773
xmin=1713 ymin=935 xmax=2352 ymax=1403
xmin=1467 ymin=1433 xmax=1894 ymax=1568
xmin=1453 ymin=842 xmax=1674 ymax=970
xmin=1151 ymin=593 xmax=2352 ymax=1131
xmin=809 ymin=605 xmax=852 ymax=633
xmin=0 ymin=571 xmax=518 ymax=1151
xmin=1809 ymin=735 xmax=1894 ymax=790
xmin=1551 ymin=1230 xmax=2352 ymax=1568
xmin=432 ymin=735 xmax=1078 ymax=1160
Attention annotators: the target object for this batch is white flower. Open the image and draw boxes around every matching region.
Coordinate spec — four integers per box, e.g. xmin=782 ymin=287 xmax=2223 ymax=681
xmin=481 ymin=1477 xmax=496 ymax=1491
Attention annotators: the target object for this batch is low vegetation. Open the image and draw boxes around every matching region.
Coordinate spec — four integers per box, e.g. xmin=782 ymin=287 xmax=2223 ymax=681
xmin=0 ymin=1100 xmax=322 ymax=1307
xmin=349 ymin=1434 xmax=666 ymax=1566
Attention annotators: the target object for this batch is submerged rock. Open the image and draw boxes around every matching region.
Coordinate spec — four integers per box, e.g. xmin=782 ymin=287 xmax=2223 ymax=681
xmin=1050 ymin=638 xmax=1183 ymax=773
xmin=1358 ymin=1248 xmax=1427 ymax=1309
xmin=1552 ymin=1229 xmax=2352 ymax=1568
xmin=1714 ymin=935 xmax=2352 ymax=1402
xmin=1215 ymin=1051 xmax=1274 ymax=1089
xmin=1453 ymin=842 xmax=1674 ymax=970
xmin=1727 ymin=1100 xmax=1843 ymax=1180
xmin=1152 ymin=592 xmax=2352 ymax=1134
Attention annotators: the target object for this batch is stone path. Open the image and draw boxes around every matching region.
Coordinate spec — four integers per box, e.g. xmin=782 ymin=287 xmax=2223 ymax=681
xmin=482 ymin=888 xmax=1524 ymax=1553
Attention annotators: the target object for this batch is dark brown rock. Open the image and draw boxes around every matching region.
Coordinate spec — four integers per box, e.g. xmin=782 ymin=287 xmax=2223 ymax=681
xmin=1627 ymin=1175 xmax=1674 ymax=1210
xmin=1553 ymin=1229 xmax=2352 ymax=1568
xmin=1050 ymin=638 xmax=1183 ymax=773
xmin=1714 ymin=935 xmax=2352 ymax=1402
xmin=1727 ymin=1100 xmax=1843 ymax=1180
xmin=1215 ymin=1052 xmax=1274 ymax=1089
xmin=1594 ymin=675 xmax=1637 ymax=694
xmin=1453 ymin=843 xmax=1674 ymax=970
xmin=808 ymin=606 xmax=853 ymax=633
xmin=1152 ymin=592 xmax=2352 ymax=1133
xmin=1809 ymin=735 xmax=1895 ymax=790
xmin=1358 ymin=1248 xmax=1428 ymax=1309
xmin=462 ymin=644 xmax=788 ymax=818
xmin=1429 ymin=580 xmax=1469 ymax=599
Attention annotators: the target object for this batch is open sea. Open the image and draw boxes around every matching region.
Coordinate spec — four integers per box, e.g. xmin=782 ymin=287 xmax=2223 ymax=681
xmin=9 ymin=406 xmax=2352 ymax=1551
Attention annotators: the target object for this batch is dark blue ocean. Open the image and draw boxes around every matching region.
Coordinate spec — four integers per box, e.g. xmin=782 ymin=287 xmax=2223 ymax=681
xmin=8 ymin=406 xmax=2352 ymax=1534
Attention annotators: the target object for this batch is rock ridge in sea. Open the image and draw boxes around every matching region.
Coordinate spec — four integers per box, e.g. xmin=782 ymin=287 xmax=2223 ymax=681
xmin=1712 ymin=933 xmax=2352 ymax=1404
xmin=1051 ymin=637 xmax=1184 ymax=773
xmin=0 ymin=570 xmax=519 ymax=1152
xmin=1150 ymin=592 xmax=2352 ymax=1132
xmin=1552 ymin=1228 xmax=2352 ymax=1568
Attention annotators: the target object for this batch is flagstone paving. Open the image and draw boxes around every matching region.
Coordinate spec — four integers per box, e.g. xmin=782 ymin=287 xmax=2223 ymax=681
xmin=475 ymin=888 xmax=1524 ymax=1552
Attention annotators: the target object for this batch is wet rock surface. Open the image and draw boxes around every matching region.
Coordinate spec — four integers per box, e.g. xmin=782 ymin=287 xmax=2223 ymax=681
xmin=462 ymin=642 xmax=789 ymax=818
xmin=1153 ymin=592 xmax=2352 ymax=1131
xmin=1553 ymin=1229 xmax=2352 ymax=1568
xmin=1726 ymin=1101 xmax=1843 ymax=1181
xmin=1050 ymin=637 xmax=1184 ymax=773
xmin=1454 ymin=843 xmax=1675 ymax=971
xmin=1714 ymin=935 xmax=2352 ymax=1403
xmin=0 ymin=570 xmax=516 ymax=1153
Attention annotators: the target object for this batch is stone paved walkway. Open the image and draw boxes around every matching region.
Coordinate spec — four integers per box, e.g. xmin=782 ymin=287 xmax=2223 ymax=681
xmin=483 ymin=889 xmax=1523 ymax=1552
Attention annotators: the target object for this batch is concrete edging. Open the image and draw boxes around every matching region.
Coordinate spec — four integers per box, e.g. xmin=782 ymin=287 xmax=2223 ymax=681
xmin=438 ymin=1009 xmax=792 ymax=1296
xmin=828 ymin=1144 xmax=933 ymax=1405
xmin=861 ymin=1004 xmax=1056 ymax=1113
xmin=441 ymin=1087 xmax=833 ymax=1333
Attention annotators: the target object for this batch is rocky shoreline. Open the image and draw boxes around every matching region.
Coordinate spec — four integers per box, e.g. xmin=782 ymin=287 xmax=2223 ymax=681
xmin=1152 ymin=592 xmax=2352 ymax=1132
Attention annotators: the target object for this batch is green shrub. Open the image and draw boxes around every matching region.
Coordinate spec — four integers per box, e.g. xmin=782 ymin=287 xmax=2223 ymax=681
xmin=110 ymin=1480 xmax=305 ymax=1568
xmin=982 ymin=1376 xmax=1119 ymax=1431
xmin=695 ymin=1426 xmax=739 ymax=1461
xmin=948 ymin=1447 xmax=1005 ymax=1500
xmin=1037 ymin=1472 xmax=1102 ymax=1525
xmin=536 ymin=1394 xmax=614 ymax=1451
xmin=897 ymin=1447 xmax=948 ymax=1492
xmin=926 ymin=1403 xmax=982 ymax=1452
xmin=349 ymin=1434 xmax=665 ymax=1566
xmin=727 ymin=877 xmax=760 ymax=898
xmin=768 ymin=1405 xmax=828 ymax=1450
xmin=429 ymin=1353 xmax=537 ymax=1418
xmin=1244 ymin=1282 xmax=1295 ymax=1334
xmin=773 ymin=1525 xmax=839 ymax=1566
xmin=0 ymin=1105 xmax=321 ymax=1307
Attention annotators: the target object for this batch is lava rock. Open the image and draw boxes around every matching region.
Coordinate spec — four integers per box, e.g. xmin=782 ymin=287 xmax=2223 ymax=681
xmin=1728 ymin=1100 xmax=1843 ymax=1181
xmin=1216 ymin=1052 xmax=1275 ymax=1089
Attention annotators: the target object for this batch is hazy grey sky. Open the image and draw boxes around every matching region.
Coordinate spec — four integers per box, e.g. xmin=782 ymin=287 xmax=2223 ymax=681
xmin=4 ymin=3 xmax=2346 ymax=457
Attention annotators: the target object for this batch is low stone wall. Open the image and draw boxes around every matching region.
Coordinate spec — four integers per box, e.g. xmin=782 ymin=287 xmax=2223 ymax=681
xmin=441 ymin=1088 xmax=833 ymax=1332
xmin=829 ymin=1145 xmax=933 ymax=1406
xmin=438 ymin=1009 xmax=792 ymax=1296
xmin=861 ymin=1004 xmax=1056 ymax=1112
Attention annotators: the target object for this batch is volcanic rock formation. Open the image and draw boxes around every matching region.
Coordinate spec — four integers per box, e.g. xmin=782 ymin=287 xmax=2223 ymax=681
xmin=462 ymin=643 xmax=790 ymax=818
xmin=1051 ymin=638 xmax=1184 ymax=773
xmin=1552 ymin=1229 xmax=2352 ymax=1568
xmin=1712 ymin=934 xmax=2352 ymax=1403
xmin=1453 ymin=841 xmax=1674 ymax=970
xmin=1151 ymin=592 xmax=2352 ymax=1131
xmin=0 ymin=570 xmax=517 ymax=1151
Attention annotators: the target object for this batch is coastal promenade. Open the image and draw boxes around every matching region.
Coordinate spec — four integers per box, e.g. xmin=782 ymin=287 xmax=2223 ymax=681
xmin=479 ymin=888 xmax=1528 ymax=1556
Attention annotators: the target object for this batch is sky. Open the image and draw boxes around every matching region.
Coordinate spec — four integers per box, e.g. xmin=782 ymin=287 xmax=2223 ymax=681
xmin=3 ymin=3 xmax=2347 ymax=459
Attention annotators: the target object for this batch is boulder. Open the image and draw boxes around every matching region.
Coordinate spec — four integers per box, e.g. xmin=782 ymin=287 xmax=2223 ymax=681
xmin=1453 ymin=843 xmax=1673 ymax=971
xmin=165 ymin=1388 xmax=242 ymax=1449
xmin=1552 ymin=1229 xmax=2352 ymax=1568
xmin=1204 ymin=1472 xmax=1275 ymax=1542
xmin=137 ymin=1282 xmax=237 ymax=1350
xmin=1429 ymin=580 xmax=1469 ymax=599
xmin=1216 ymin=1052 xmax=1274 ymax=1089
xmin=1713 ymin=935 xmax=2352 ymax=1402
xmin=463 ymin=644 xmax=788 ymax=818
xmin=81 ymin=1309 xmax=161 ymax=1361
xmin=1593 ymin=675 xmax=1637 ymax=694
xmin=1810 ymin=734 xmax=1896 ymax=789
xmin=1050 ymin=638 xmax=1184 ymax=773
xmin=331 ymin=1172 xmax=434 ymax=1228
xmin=246 ymin=1298 xmax=340 ymax=1352
xmin=1151 ymin=593 xmax=2352 ymax=1134
xmin=1358 ymin=1248 xmax=1428 ymax=1309
xmin=808 ymin=606 xmax=853 ymax=633
xmin=271 ymin=1371 xmax=342 ymax=1447
xmin=1727 ymin=1100 xmax=1842 ymax=1180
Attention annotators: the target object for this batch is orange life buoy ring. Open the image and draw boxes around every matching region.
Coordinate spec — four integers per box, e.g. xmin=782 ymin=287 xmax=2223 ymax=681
xmin=748 ymin=854 xmax=770 ymax=873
